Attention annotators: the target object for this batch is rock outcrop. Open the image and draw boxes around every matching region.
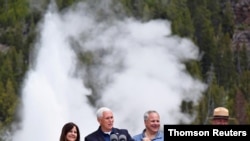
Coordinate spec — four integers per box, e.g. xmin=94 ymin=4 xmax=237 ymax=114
xmin=232 ymin=0 xmax=250 ymax=50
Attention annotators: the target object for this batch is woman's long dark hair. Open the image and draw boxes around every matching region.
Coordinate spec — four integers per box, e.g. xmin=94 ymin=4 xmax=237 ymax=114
xmin=59 ymin=122 xmax=80 ymax=141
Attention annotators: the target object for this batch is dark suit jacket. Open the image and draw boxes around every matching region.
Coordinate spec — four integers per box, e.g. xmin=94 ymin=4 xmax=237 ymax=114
xmin=85 ymin=126 xmax=134 ymax=141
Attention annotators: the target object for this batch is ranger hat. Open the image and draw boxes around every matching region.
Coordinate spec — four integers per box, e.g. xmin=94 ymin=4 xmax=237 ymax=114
xmin=208 ymin=107 xmax=237 ymax=124
xmin=213 ymin=107 xmax=229 ymax=119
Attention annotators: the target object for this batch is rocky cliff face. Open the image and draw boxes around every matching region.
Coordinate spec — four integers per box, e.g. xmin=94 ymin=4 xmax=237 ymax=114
xmin=231 ymin=0 xmax=249 ymax=124
xmin=232 ymin=0 xmax=250 ymax=24
xmin=232 ymin=0 xmax=250 ymax=50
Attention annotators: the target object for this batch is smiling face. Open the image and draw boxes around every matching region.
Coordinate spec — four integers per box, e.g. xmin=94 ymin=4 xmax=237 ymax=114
xmin=60 ymin=122 xmax=80 ymax=141
xmin=66 ymin=126 xmax=78 ymax=141
xmin=144 ymin=112 xmax=160 ymax=133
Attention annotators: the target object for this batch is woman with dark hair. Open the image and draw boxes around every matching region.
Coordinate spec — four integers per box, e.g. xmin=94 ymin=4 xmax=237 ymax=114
xmin=60 ymin=122 xmax=81 ymax=141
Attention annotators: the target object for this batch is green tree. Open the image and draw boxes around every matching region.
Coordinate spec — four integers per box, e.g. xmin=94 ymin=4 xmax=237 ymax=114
xmin=214 ymin=33 xmax=236 ymax=89
xmin=165 ymin=0 xmax=194 ymax=38
xmin=0 ymin=79 xmax=18 ymax=127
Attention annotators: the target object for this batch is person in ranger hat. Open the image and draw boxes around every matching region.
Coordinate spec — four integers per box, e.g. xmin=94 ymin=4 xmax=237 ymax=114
xmin=211 ymin=107 xmax=230 ymax=125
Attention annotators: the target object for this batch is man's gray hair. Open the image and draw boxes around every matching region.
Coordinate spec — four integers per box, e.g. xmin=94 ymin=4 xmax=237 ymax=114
xmin=96 ymin=107 xmax=112 ymax=118
xmin=143 ymin=110 xmax=159 ymax=121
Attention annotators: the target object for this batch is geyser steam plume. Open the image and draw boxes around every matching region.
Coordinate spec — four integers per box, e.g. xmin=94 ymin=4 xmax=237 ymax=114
xmin=12 ymin=0 xmax=207 ymax=141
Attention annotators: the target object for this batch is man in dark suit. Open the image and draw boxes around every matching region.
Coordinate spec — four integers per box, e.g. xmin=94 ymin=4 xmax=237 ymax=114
xmin=85 ymin=107 xmax=134 ymax=141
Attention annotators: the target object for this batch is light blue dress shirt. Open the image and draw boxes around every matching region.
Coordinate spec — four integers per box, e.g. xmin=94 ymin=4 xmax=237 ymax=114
xmin=133 ymin=129 xmax=164 ymax=141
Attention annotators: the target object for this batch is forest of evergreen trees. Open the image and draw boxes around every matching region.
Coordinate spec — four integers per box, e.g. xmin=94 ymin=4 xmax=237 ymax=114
xmin=0 ymin=0 xmax=249 ymax=139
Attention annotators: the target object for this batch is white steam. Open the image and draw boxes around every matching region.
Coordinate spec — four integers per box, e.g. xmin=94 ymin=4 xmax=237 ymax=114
xmin=12 ymin=1 xmax=206 ymax=141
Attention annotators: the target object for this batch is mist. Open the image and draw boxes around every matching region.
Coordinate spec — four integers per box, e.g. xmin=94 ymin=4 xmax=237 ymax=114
xmin=11 ymin=0 xmax=207 ymax=141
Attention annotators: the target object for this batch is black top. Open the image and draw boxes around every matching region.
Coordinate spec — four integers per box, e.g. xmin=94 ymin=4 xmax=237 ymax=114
xmin=85 ymin=126 xmax=134 ymax=141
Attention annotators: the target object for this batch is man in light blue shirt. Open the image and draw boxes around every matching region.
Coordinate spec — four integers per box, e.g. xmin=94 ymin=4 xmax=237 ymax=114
xmin=133 ymin=110 xmax=164 ymax=141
